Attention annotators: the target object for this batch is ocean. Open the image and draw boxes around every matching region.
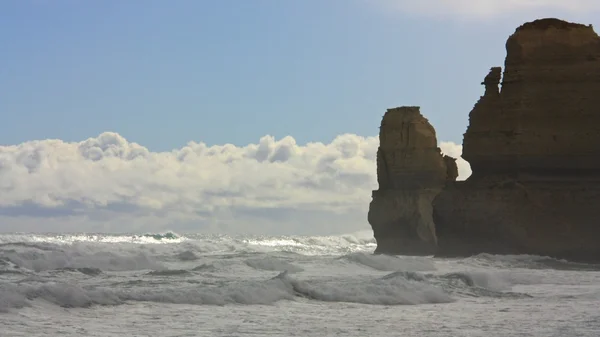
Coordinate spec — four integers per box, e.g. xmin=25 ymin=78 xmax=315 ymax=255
xmin=0 ymin=232 xmax=599 ymax=337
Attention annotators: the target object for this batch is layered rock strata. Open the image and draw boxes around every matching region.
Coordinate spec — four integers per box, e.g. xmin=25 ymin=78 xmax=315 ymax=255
xmin=368 ymin=107 xmax=455 ymax=255
xmin=433 ymin=18 xmax=600 ymax=262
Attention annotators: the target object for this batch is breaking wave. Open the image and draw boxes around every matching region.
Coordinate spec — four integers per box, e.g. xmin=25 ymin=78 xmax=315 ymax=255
xmin=0 ymin=271 xmax=453 ymax=312
xmin=245 ymin=257 xmax=304 ymax=273
xmin=139 ymin=232 xmax=181 ymax=241
xmin=1 ymin=246 xmax=164 ymax=272
xmin=0 ymin=232 xmax=563 ymax=314
xmin=58 ymin=267 xmax=103 ymax=276
xmin=0 ymin=265 xmax=535 ymax=312
xmin=175 ymin=250 xmax=199 ymax=261
xmin=0 ymin=232 xmax=186 ymax=245
xmin=0 ymin=231 xmax=375 ymax=258
xmin=146 ymin=269 xmax=191 ymax=276
xmin=342 ymin=252 xmax=436 ymax=271
xmin=381 ymin=270 xmax=531 ymax=299
xmin=275 ymin=271 xmax=453 ymax=305
xmin=469 ymin=253 xmax=600 ymax=271
xmin=191 ymin=263 xmax=218 ymax=272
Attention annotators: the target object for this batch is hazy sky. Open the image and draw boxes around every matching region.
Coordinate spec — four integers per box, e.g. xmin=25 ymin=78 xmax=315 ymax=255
xmin=1 ymin=1 xmax=599 ymax=234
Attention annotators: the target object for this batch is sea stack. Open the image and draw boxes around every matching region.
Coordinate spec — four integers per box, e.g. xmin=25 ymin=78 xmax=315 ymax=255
xmin=367 ymin=107 xmax=456 ymax=255
xmin=462 ymin=19 xmax=600 ymax=177
xmin=433 ymin=18 xmax=600 ymax=262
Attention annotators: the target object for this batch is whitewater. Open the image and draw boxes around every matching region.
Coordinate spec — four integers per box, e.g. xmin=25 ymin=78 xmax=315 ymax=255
xmin=0 ymin=232 xmax=599 ymax=336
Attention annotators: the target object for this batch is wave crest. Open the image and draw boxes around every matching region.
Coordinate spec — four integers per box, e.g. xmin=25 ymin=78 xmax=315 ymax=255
xmin=245 ymin=257 xmax=304 ymax=273
xmin=1 ymin=245 xmax=164 ymax=272
xmin=471 ymin=253 xmax=600 ymax=271
xmin=342 ymin=252 xmax=436 ymax=271
xmin=0 ymin=232 xmax=376 ymax=258
xmin=275 ymin=271 xmax=453 ymax=305
xmin=381 ymin=270 xmax=531 ymax=299
xmin=0 ymin=270 xmax=457 ymax=311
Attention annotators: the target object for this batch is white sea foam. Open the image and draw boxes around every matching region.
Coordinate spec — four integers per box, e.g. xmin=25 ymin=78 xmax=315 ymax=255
xmin=0 ymin=232 xmax=186 ymax=245
xmin=245 ymin=257 xmax=304 ymax=273
xmin=1 ymin=233 xmax=599 ymax=337
xmin=2 ymin=245 xmax=164 ymax=272
xmin=444 ymin=271 xmax=512 ymax=292
xmin=343 ymin=252 xmax=436 ymax=271
xmin=175 ymin=250 xmax=199 ymax=261
xmin=0 ymin=232 xmax=376 ymax=259
xmin=379 ymin=270 xmax=533 ymax=300
xmin=241 ymin=232 xmax=375 ymax=256
xmin=339 ymin=230 xmax=377 ymax=245
xmin=468 ymin=253 xmax=600 ymax=272
xmin=275 ymin=271 xmax=453 ymax=305
xmin=0 ymin=284 xmax=31 ymax=312
xmin=0 ymin=270 xmax=456 ymax=311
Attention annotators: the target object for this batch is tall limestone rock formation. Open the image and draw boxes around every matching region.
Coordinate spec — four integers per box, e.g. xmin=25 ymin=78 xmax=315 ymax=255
xmin=463 ymin=19 xmax=600 ymax=177
xmin=368 ymin=107 xmax=456 ymax=255
xmin=434 ymin=18 xmax=600 ymax=262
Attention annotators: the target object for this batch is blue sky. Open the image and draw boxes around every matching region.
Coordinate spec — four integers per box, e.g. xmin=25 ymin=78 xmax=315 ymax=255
xmin=2 ymin=0 xmax=597 ymax=151
xmin=1 ymin=1 xmax=599 ymax=234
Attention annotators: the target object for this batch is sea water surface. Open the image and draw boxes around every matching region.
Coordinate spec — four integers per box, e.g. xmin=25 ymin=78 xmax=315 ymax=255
xmin=1 ymin=232 xmax=599 ymax=336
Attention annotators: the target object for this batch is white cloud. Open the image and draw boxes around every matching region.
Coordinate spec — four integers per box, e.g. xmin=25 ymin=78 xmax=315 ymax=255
xmin=0 ymin=132 xmax=470 ymax=234
xmin=440 ymin=141 xmax=471 ymax=179
xmin=379 ymin=0 xmax=600 ymax=19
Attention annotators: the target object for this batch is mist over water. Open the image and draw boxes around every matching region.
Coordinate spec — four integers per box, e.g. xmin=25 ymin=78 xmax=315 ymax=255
xmin=1 ymin=232 xmax=599 ymax=336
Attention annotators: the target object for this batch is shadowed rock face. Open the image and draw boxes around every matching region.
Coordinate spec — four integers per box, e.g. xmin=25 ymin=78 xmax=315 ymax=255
xmin=433 ymin=18 xmax=600 ymax=262
xmin=368 ymin=107 xmax=454 ymax=255
xmin=462 ymin=18 xmax=600 ymax=178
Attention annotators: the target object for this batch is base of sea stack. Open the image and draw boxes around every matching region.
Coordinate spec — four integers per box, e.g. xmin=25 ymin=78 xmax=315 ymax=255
xmin=373 ymin=238 xmax=437 ymax=256
xmin=433 ymin=180 xmax=600 ymax=263
xmin=368 ymin=189 xmax=441 ymax=257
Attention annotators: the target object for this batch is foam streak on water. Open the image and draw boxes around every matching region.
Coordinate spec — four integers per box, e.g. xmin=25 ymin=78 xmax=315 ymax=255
xmin=1 ymin=231 xmax=599 ymax=336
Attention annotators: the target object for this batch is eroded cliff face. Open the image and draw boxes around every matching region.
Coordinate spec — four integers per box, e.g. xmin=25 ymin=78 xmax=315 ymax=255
xmin=463 ymin=18 xmax=600 ymax=178
xmin=368 ymin=107 xmax=454 ymax=255
xmin=434 ymin=18 xmax=600 ymax=262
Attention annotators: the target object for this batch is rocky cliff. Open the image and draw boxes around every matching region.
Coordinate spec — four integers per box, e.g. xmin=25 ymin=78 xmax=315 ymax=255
xmin=368 ymin=107 xmax=455 ymax=255
xmin=433 ymin=18 xmax=600 ymax=262
xmin=462 ymin=18 xmax=600 ymax=178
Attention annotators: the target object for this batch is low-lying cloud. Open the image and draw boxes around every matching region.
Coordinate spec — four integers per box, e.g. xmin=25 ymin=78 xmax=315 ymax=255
xmin=379 ymin=0 xmax=600 ymax=19
xmin=0 ymin=132 xmax=470 ymax=234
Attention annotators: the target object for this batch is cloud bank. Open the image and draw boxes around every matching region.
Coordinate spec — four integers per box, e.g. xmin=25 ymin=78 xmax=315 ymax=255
xmin=380 ymin=0 xmax=600 ymax=19
xmin=0 ymin=132 xmax=470 ymax=234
